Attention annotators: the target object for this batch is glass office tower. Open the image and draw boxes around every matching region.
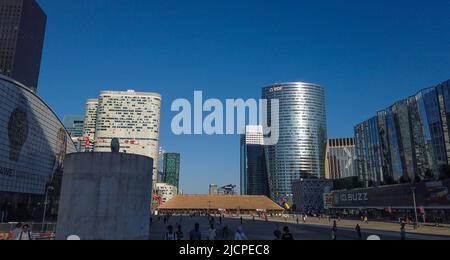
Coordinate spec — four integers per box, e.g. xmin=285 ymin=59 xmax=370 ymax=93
xmin=240 ymin=126 xmax=270 ymax=197
xmin=355 ymin=79 xmax=450 ymax=187
xmin=262 ymin=83 xmax=327 ymax=202
xmin=162 ymin=153 xmax=180 ymax=191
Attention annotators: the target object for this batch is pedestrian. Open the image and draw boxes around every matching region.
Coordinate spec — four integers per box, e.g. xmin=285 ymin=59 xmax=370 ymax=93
xmin=273 ymin=227 xmax=282 ymax=240
xmin=234 ymin=226 xmax=248 ymax=241
xmin=400 ymin=223 xmax=406 ymax=241
xmin=332 ymin=221 xmax=338 ymax=241
xmin=175 ymin=225 xmax=184 ymax=241
xmin=296 ymin=217 xmax=299 ymax=224
xmin=219 ymin=216 xmax=222 ymax=224
xmin=364 ymin=216 xmax=369 ymax=224
xmin=189 ymin=223 xmax=202 ymax=241
xmin=16 ymin=224 xmax=32 ymax=240
xmin=163 ymin=225 xmax=177 ymax=240
xmin=240 ymin=216 xmax=243 ymax=225
xmin=356 ymin=224 xmax=362 ymax=240
xmin=208 ymin=224 xmax=217 ymax=240
xmin=11 ymin=222 xmax=23 ymax=240
xmin=222 ymin=226 xmax=230 ymax=240
xmin=281 ymin=226 xmax=294 ymax=240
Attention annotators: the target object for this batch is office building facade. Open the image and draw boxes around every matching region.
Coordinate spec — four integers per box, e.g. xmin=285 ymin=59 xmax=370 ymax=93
xmin=81 ymin=99 xmax=98 ymax=152
xmin=63 ymin=115 xmax=84 ymax=152
xmin=162 ymin=153 xmax=180 ymax=191
xmin=355 ymin=79 xmax=450 ymax=188
xmin=0 ymin=0 xmax=47 ymax=92
xmin=93 ymin=90 xmax=161 ymax=182
xmin=325 ymin=138 xmax=356 ymax=180
xmin=0 ymin=75 xmax=76 ymax=221
xmin=240 ymin=125 xmax=270 ymax=197
xmin=262 ymin=82 xmax=327 ymax=201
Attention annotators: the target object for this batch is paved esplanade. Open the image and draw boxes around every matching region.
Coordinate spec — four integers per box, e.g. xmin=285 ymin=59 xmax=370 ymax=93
xmin=150 ymin=216 xmax=450 ymax=240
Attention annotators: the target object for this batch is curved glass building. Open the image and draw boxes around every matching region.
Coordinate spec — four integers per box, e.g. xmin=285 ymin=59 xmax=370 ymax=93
xmin=0 ymin=75 xmax=76 ymax=221
xmin=262 ymin=83 xmax=327 ymax=202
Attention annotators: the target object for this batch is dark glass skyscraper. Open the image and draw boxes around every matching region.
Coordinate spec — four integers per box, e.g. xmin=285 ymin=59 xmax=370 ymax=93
xmin=355 ymin=79 xmax=450 ymax=188
xmin=163 ymin=153 xmax=180 ymax=190
xmin=240 ymin=126 xmax=270 ymax=197
xmin=0 ymin=0 xmax=47 ymax=92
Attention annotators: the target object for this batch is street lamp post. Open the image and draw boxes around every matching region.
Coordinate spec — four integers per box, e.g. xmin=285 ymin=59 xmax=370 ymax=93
xmin=411 ymin=187 xmax=419 ymax=229
xmin=42 ymin=186 xmax=55 ymax=231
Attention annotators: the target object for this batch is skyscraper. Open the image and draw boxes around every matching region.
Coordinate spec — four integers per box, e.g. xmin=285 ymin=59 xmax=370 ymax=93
xmin=93 ymin=90 xmax=161 ymax=182
xmin=240 ymin=125 xmax=270 ymax=197
xmin=325 ymin=138 xmax=356 ymax=180
xmin=0 ymin=0 xmax=47 ymax=92
xmin=262 ymin=82 xmax=327 ymax=201
xmin=355 ymin=79 xmax=450 ymax=188
xmin=81 ymin=99 xmax=98 ymax=152
xmin=63 ymin=115 xmax=85 ymax=152
xmin=162 ymin=153 xmax=180 ymax=191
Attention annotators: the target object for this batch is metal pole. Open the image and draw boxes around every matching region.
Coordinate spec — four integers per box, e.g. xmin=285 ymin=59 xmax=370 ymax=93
xmin=411 ymin=187 xmax=419 ymax=229
xmin=42 ymin=186 xmax=54 ymax=232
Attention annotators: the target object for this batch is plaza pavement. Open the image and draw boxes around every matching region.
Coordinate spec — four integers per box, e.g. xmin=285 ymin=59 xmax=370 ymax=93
xmin=150 ymin=215 xmax=450 ymax=240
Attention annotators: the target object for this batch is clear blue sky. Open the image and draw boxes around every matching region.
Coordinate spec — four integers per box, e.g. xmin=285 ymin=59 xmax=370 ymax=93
xmin=37 ymin=0 xmax=450 ymax=194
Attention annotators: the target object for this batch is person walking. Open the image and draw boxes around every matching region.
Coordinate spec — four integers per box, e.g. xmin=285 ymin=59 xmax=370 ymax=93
xmin=175 ymin=225 xmax=184 ymax=241
xmin=332 ymin=221 xmax=338 ymax=241
xmin=222 ymin=226 xmax=230 ymax=240
xmin=240 ymin=216 xmax=243 ymax=225
xmin=356 ymin=224 xmax=362 ymax=240
xmin=189 ymin=223 xmax=202 ymax=241
xmin=208 ymin=224 xmax=217 ymax=240
xmin=11 ymin=223 xmax=23 ymax=240
xmin=400 ymin=223 xmax=407 ymax=241
xmin=16 ymin=224 xmax=33 ymax=240
xmin=234 ymin=226 xmax=248 ymax=241
xmin=273 ymin=227 xmax=282 ymax=240
xmin=163 ymin=225 xmax=177 ymax=240
xmin=281 ymin=226 xmax=294 ymax=240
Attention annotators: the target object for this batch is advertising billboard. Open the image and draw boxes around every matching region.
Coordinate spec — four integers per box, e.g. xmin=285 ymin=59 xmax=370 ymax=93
xmin=332 ymin=180 xmax=450 ymax=209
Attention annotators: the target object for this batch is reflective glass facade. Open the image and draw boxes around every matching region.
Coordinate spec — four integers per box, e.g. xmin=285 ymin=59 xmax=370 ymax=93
xmin=262 ymin=83 xmax=327 ymax=201
xmin=162 ymin=153 xmax=180 ymax=191
xmin=0 ymin=75 xmax=76 ymax=221
xmin=355 ymin=80 xmax=450 ymax=187
xmin=240 ymin=126 xmax=270 ymax=197
xmin=325 ymin=138 xmax=356 ymax=180
xmin=0 ymin=0 xmax=47 ymax=92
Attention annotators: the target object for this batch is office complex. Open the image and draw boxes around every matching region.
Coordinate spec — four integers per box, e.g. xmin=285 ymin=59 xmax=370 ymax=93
xmin=0 ymin=75 xmax=76 ymax=221
xmin=92 ymin=90 xmax=161 ymax=182
xmin=0 ymin=0 xmax=47 ymax=92
xmin=240 ymin=125 xmax=270 ymax=197
xmin=355 ymin=79 xmax=450 ymax=188
xmin=81 ymin=99 xmax=98 ymax=152
xmin=325 ymin=138 xmax=356 ymax=180
xmin=63 ymin=115 xmax=84 ymax=152
xmin=162 ymin=153 xmax=180 ymax=191
xmin=262 ymin=82 xmax=327 ymax=201
xmin=154 ymin=183 xmax=178 ymax=204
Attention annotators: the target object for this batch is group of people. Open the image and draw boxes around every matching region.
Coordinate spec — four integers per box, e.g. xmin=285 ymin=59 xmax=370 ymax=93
xmin=11 ymin=223 xmax=33 ymax=240
xmin=163 ymin=222 xmax=249 ymax=241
